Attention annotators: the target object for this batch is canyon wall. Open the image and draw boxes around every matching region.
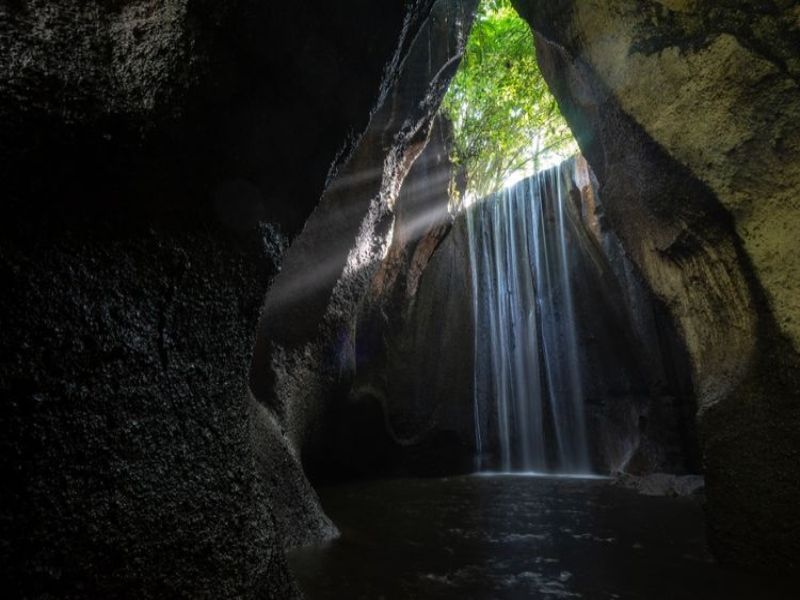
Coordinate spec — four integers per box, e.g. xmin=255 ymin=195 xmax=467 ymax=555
xmin=347 ymin=117 xmax=476 ymax=477
xmin=248 ymin=0 xmax=479 ymax=496
xmin=562 ymin=158 xmax=698 ymax=475
xmin=514 ymin=0 xmax=800 ymax=571
xmin=0 ymin=0 xmax=452 ymax=596
xmin=3 ymin=0 xmax=797 ymax=592
xmin=345 ymin=150 xmax=697 ymax=478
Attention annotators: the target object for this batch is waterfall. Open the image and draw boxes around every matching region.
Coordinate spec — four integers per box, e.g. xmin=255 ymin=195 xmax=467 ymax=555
xmin=467 ymin=160 xmax=591 ymax=474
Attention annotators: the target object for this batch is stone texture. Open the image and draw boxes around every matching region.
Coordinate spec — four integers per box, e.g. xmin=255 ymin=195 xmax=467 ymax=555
xmin=249 ymin=0 xmax=480 ymax=496
xmin=514 ymin=0 xmax=800 ymax=572
xmin=564 ymin=4 xmax=800 ymax=354
xmin=0 ymin=0 xmax=442 ymax=596
xmin=349 ymin=119 xmax=476 ymax=476
xmin=0 ymin=217 xmax=296 ymax=598
xmin=566 ymin=159 xmax=700 ymax=475
xmin=614 ymin=472 xmax=705 ymax=497
xmin=0 ymin=0 xmax=411 ymax=232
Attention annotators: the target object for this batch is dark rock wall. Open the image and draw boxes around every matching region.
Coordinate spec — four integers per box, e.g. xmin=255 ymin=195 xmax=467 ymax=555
xmin=513 ymin=0 xmax=800 ymax=572
xmin=249 ymin=0 xmax=479 ymax=501
xmin=344 ymin=150 xmax=696 ymax=479
xmin=0 ymin=217 xmax=296 ymax=598
xmin=568 ymin=158 xmax=699 ymax=474
xmin=7 ymin=0 xmax=795 ymax=591
xmin=0 ymin=0 xmax=410 ymax=232
xmin=347 ymin=118 xmax=476 ymax=477
xmin=451 ymin=159 xmax=696 ymax=475
xmin=0 ymin=0 xmax=440 ymax=596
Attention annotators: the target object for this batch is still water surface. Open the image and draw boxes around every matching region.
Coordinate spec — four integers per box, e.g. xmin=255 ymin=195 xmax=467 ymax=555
xmin=289 ymin=475 xmax=791 ymax=599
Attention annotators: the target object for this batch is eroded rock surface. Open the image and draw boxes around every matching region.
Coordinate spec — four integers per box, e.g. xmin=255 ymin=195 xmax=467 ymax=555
xmin=248 ymin=0 xmax=480 ymax=505
xmin=0 ymin=0 xmax=410 ymax=231
xmin=0 ymin=218 xmax=295 ymax=598
xmin=514 ymin=0 xmax=800 ymax=571
xmin=0 ymin=0 xmax=442 ymax=596
xmin=346 ymin=116 xmax=476 ymax=477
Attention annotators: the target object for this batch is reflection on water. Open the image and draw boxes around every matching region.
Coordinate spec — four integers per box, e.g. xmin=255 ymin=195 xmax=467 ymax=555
xmin=288 ymin=475 xmax=791 ymax=600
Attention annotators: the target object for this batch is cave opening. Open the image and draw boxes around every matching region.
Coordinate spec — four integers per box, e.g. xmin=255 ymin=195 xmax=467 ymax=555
xmin=4 ymin=0 xmax=798 ymax=596
xmin=286 ymin=1 xmax=746 ymax=597
xmin=446 ymin=0 xmax=594 ymax=472
xmin=285 ymin=1 xmax=794 ymax=598
xmin=449 ymin=0 xmax=585 ymax=473
xmin=442 ymin=0 xmax=577 ymax=204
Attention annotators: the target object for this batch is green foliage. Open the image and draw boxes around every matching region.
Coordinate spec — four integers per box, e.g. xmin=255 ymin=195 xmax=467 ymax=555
xmin=442 ymin=0 xmax=577 ymax=200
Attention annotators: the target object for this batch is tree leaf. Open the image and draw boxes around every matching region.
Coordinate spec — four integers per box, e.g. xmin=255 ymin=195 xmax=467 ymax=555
xmin=442 ymin=0 xmax=578 ymax=201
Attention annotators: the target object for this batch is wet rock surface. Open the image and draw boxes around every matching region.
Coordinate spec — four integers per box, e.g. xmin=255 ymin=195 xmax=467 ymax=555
xmin=343 ymin=116 xmax=476 ymax=479
xmin=289 ymin=475 xmax=791 ymax=600
xmin=614 ymin=473 xmax=705 ymax=497
xmin=356 ymin=156 xmax=697 ymax=477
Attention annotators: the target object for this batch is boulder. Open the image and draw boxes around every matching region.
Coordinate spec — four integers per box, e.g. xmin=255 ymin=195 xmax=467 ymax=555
xmin=615 ymin=472 xmax=705 ymax=497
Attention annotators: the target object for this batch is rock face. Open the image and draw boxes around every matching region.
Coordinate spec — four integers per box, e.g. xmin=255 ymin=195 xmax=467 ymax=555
xmin=0 ymin=218 xmax=296 ymax=599
xmin=0 ymin=0 xmax=410 ymax=232
xmin=248 ymin=0 xmax=479 ymax=500
xmin=348 ymin=117 xmax=477 ymax=477
xmin=562 ymin=158 xmax=699 ymax=475
xmin=514 ymin=0 xmax=800 ymax=572
xmin=446 ymin=158 xmax=696 ymax=475
xmin=5 ymin=0 xmax=796 ymax=591
xmin=0 ymin=0 xmax=454 ymax=596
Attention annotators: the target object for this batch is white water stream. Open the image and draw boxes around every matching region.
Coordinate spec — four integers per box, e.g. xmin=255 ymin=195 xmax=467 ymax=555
xmin=466 ymin=160 xmax=590 ymax=473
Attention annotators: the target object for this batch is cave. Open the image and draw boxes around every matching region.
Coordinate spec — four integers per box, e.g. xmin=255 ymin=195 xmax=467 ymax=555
xmin=1 ymin=0 xmax=799 ymax=598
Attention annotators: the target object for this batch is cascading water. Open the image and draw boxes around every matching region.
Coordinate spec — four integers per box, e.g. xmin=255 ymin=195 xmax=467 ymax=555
xmin=467 ymin=160 xmax=591 ymax=474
